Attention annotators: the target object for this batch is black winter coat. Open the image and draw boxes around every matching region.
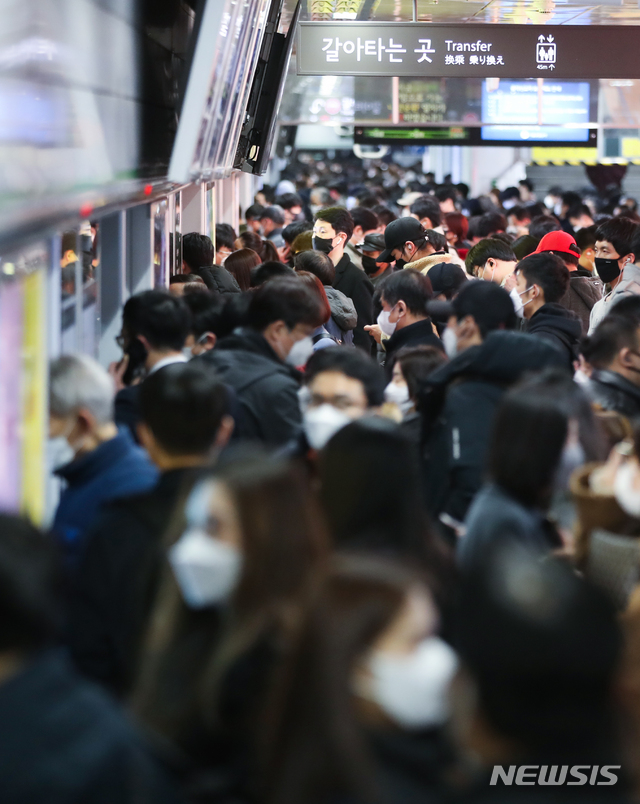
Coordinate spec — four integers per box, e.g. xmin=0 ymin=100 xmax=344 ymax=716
xmin=526 ymin=303 xmax=582 ymax=372
xmin=384 ymin=318 xmax=443 ymax=377
xmin=193 ymin=264 xmax=241 ymax=295
xmin=0 ymin=650 xmax=182 ymax=804
xmin=199 ymin=328 xmax=303 ymax=446
xmin=333 ymin=253 xmax=374 ymax=350
xmin=66 ymin=468 xmax=200 ymax=697
xmin=420 ymin=331 xmax=568 ymax=523
xmin=586 ymin=369 xmax=640 ymax=419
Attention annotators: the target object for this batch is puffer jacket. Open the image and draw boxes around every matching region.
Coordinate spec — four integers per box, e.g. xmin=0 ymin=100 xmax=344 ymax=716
xmin=589 ymin=262 xmax=640 ymax=333
xmin=559 ymin=272 xmax=603 ymax=335
xmin=193 ymin=264 xmax=241 ymax=295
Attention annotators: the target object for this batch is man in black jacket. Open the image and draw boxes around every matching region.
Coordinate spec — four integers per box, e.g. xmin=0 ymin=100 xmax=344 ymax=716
xmin=376 ymin=268 xmax=443 ymax=375
xmin=516 ymin=252 xmax=582 ymax=372
xmin=182 ymin=231 xmax=241 ymax=294
xmin=67 ymin=362 xmax=234 ymax=696
xmin=422 ymin=282 xmax=567 ymax=526
xmin=113 ymin=289 xmax=192 ymax=439
xmin=200 ymin=276 xmax=325 ymax=446
xmin=313 ymin=207 xmax=374 ymax=350
xmin=583 ymin=314 xmax=640 ymax=419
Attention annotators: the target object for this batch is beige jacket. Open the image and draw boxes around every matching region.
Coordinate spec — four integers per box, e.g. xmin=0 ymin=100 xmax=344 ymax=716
xmin=404 ymin=252 xmax=452 ymax=275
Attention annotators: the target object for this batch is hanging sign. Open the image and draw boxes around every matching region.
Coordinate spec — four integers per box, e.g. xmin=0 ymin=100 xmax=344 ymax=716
xmin=297 ymin=22 xmax=639 ymax=80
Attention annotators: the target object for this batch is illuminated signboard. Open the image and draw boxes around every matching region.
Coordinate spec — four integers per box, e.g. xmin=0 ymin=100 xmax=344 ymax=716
xmin=297 ymin=23 xmax=640 ymax=80
xmin=354 ymin=126 xmax=473 ymax=144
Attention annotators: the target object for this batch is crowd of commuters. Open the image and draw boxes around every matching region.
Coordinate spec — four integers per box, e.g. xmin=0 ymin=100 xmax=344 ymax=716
xmin=8 ymin=172 xmax=640 ymax=803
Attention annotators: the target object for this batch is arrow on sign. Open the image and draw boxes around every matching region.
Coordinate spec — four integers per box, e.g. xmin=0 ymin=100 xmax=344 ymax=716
xmin=538 ymin=34 xmax=545 ymax=42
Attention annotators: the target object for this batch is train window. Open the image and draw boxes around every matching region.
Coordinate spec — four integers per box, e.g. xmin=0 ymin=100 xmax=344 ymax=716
xmin=60 ymin=230 xmax=78 ymax=353
xmin=152 ymin=200 xmax=169 ymax=287
xmin=60 ymin=222 xmax=99 ymax=356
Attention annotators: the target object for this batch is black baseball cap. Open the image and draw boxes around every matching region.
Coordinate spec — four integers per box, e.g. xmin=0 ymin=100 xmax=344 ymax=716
xmin=357 ymin=233 xmax=386 ymax=254
xmin=377 ymin=217 xmax=428 ymax=263
xmin=427 ymin=280 xmax=517 ymax=332
xmin=428 ymin=262 xmax=468 ymax=297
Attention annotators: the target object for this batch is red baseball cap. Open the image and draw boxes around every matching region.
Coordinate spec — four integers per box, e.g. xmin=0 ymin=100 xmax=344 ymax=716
xmin=535 ymin=230 xmax=580 ymax=259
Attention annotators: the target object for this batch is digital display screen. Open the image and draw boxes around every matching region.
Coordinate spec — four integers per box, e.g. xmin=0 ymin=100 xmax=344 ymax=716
xmin=481 ymin=80 xmax=591 ymax=143
xmin=355 ymin=126 xmax=472 ymax=143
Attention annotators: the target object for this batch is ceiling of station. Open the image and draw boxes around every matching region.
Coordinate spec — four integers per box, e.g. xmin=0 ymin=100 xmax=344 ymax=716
xmin=302 ymin=0 xmax=640 ymax=25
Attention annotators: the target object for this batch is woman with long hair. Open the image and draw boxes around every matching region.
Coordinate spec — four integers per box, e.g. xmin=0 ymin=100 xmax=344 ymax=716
xmin=236 ymin=231 xmax=279 ymax=263
xmin=261 ymin=554 xmax=458 ymax=804
xmin=225 ymin=248 xmax=261 ymax=291
xmin=132 ymin=452 xmax=328 ymax=797
xmin=460 ymin=370 xmax=605 ymax=570
xmin=318 ymin=417 xmax=454 ymax=608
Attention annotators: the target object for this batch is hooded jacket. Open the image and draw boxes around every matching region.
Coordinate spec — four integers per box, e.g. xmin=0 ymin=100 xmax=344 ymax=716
xmin=585 ymin=368 xmax=640 ymax=420
xmin=526 ymin=303 xmax=582 ymax=371
xmin=589 ymin=261 xmax=640 ymax=334
xmin=559 ymin=272 xmax=603 ymax=335
xmin=419 ymin=330 xmax=568 ymax=523
xmin=199 ymin=328 xmax=303 ymax=446
xmin=324 ymin=286 xmax=357 ymax=345
xmin=192 ymin=264 xmax=241 ymax=295
xmin=324 ymin=286 xmax=357 ymax=331
xmin=404 ymin=251 xmax=452 ymax=275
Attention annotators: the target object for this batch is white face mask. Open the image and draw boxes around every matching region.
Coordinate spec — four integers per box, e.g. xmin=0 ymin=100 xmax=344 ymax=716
xmin=377 ymin=308 xmax=397 ymax=338
xmin=442 ymin=326 xmax=458 ymax=359
xmin=384 ymin=381 xmax=412 ymax=415
xmin=366 ymin=637 xmax=459 ymax=730
xmin=303 ymin=404 xmax=351 ymax=450
xmin=286 ymin=335 xmax=314 ymax=367
xmin=614 ymin=460 xmax=640 ymax=518
xmin=510 ymin=286 xmax=525 ymax=319
xmin=169 ymin=527 xmax=242 ymax=608
xmin=182 ymin=347 xmax=193 ymax=361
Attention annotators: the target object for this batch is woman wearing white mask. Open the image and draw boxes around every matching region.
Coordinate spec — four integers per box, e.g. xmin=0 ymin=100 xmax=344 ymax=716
xmin=132 ymin=453 xmax=328 ymax=798
xmin=384 ymin=346 xmax=448 ymax=442
xmin=261 ymin=554 xmax=458 ymax=804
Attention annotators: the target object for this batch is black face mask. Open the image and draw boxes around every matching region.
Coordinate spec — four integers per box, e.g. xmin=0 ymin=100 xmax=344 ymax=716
xmin=595 ymin=257 xmax=622 ymax=284
xmin=394 ymin=258 xmax=407 ymax=270
xmin=313 ymin=236 xmax=335 ymax=255
xmin=362 ymin=255 xmax=381 ymax=275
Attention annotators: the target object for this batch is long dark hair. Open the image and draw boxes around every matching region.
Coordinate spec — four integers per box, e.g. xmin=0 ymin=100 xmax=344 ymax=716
xmin=260 ymin=554 xmax=424 ymax=804
xmin=489 ymin=371 xmax=605 ymax=508
xmin=318 ymin=418 xmax=453 ymax=597
xmin=132 ymin=453 xmax=329 ymax=748
xmin=225 ymin=247 xmax=261 ymax=291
